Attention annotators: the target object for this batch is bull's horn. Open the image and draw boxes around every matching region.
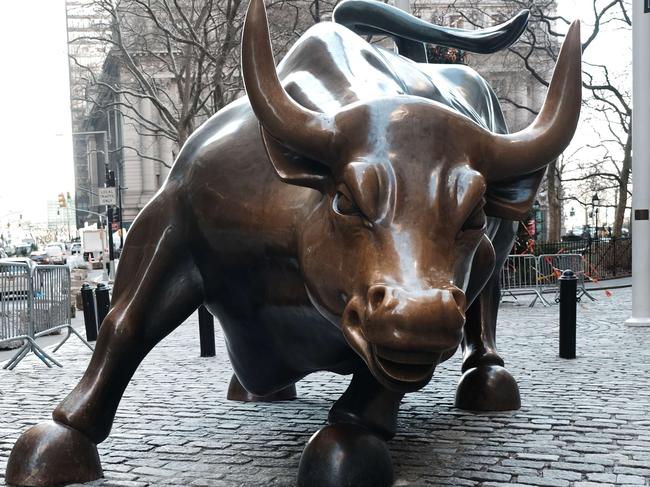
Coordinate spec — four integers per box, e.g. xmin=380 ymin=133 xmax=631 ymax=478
xmin=477 ymin=20 xmax=582 ymax=181
xmin=242 ymin=0 xmax=338 ymax=162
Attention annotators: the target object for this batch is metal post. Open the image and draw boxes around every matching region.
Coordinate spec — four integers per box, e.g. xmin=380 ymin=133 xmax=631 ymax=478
xmin=198 ymin=305 xmax=216 ymax=357
xmin=559 ymin=270 xmax=577 ymax=359
xmin=627 ymin=1 xmax=650 ymax=326
xmin=107 ymin=206 xmax=115 ymax=277
xmin=66 ymin=202 xmax=71 ymax=242
xmin=105 ymin=168 xmax=116 ymax=279
xmin=81 ymin=283 xmax=97 ymax=341
xmin=95 ymin=283 xmax=110 ymax=330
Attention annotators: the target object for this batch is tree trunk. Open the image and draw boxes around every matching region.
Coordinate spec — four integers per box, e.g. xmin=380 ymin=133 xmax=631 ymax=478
xmin=614 ymin=129 xmax=632 ymax=237
xmin=546 ymin=159 xmax=562 ymax=242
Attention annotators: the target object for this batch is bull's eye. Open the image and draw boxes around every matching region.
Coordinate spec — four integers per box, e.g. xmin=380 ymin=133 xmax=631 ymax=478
xmin=333 ymin=191 xmax=362 ymax=217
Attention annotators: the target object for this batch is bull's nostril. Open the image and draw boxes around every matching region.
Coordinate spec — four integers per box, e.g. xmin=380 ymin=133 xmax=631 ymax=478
xmin=368 ymin=286 xmax=386 ymax=312
xmin=347 ymin=309 xmax=361 ymax=327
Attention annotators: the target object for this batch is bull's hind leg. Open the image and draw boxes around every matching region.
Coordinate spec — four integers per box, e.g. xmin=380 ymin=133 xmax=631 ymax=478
xmin=227 ymin=373 xmax=297 ymax=402
xmin=297 ymin=367 xmax=402 ymax=487
xmin=455 ymin=271 xmax=521 ymax=411
xmin=6 ymin=192 xmax=204 ymax=487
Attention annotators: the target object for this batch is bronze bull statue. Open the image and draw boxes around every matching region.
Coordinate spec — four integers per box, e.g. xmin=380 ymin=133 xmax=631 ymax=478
xmin=6 ymin=0 xmax=581 ymax=485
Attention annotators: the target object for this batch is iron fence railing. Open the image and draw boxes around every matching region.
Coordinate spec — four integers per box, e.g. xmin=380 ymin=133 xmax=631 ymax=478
xmin=533 ymin=238 xmax=631 ymax=280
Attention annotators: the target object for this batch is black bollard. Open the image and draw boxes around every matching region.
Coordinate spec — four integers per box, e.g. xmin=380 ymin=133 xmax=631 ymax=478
xmin=198 ymin=305 xmax=216 ymax=357
xmin=95 ymin=283 xmax=111 ymax=330
xmin=559 ymin=269 xmax=577 ymax=359
xmin=80 ymin=283 xmax=98 ymax=342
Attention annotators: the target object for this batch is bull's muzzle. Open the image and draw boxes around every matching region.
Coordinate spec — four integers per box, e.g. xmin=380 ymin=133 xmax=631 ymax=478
xmin=341 ymin=284 xmax=466 ymax=392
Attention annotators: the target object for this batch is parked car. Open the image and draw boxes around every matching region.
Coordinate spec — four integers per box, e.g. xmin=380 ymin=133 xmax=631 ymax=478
xmin=43 ymin=244 xmax=66 ymax=265
xmin=14 ymin=243 xmax=32 ymax=257
xmin=30 ymin=244 xmax=67 ymax=265
xmin=30 ymin=249 xmax=48 ymax=264
xmin=70 ymin=242 xmax=82 ymax=255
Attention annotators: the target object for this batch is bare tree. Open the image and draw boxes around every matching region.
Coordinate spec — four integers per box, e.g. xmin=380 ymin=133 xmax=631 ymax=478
xmin=425 ymin=0 xmax=631 ymax=239
xmin=68 ymin=0 xmax=330 ymax=167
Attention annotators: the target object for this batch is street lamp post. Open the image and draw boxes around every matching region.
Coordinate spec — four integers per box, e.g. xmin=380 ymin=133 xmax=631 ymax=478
xmin=626 ymin=1 xmax=650 ymax=326
xmin=592 ymin=193 xmax=600 ymax=239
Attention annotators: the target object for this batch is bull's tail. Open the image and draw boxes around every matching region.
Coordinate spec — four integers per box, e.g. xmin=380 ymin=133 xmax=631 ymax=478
xmin=332 ymin=0 xmax=529 ymax=63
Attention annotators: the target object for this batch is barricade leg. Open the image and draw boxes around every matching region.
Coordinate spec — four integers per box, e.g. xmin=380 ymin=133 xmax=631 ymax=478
xmin=578 ymin=287 xmax=597 ymax=301
xmin=27 ymin=338 xmax=62 ymax=368
xmin=37 ymin=324 xmax=94 ymax=353
xmin=3 ymin=341 xmax=30 ymax=370
xmin=30 ymin=345 xmax=54 ymax=369
xmin=51 ymin=328 xmax=71 ymax=353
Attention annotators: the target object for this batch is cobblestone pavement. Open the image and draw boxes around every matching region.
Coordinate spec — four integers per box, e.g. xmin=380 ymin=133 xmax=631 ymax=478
xmin=1 ymin=287 xmax=649 ymax=487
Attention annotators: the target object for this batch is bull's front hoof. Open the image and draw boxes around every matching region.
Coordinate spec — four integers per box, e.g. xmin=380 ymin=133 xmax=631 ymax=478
xmin=5 ymin=420 xmax=102 ymax=487
xmin=297 ymin=423 xmax=393 ymax=487
xmin=455 ymin=365 xmax=521 ymax=411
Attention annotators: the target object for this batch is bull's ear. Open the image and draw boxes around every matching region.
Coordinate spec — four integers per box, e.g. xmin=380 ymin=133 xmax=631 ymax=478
xmin=484 ymin=168 xmax=545 ymax=220
xmin=261 ymin=128 xmax=332 ymax=192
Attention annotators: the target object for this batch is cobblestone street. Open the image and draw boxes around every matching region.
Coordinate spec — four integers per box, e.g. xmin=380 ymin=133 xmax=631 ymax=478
xmin=1 ymin=286 xmax=649 ymax=487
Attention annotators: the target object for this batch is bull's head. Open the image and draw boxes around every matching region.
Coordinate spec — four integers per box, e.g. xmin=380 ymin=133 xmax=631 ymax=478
xmin=242 ymin=0 xmax=581 ymax=392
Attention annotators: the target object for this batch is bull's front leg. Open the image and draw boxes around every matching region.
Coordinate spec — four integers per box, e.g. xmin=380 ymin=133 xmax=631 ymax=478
xmin=297 ymin=367 xmax=403 ymax=487
xmin=5 ymin=194 xmax=204 ymax=487
xmin=453 ymin=223 xmax=521 ymax=412
xmin=455 ymin=233 xmax=521 ymax=411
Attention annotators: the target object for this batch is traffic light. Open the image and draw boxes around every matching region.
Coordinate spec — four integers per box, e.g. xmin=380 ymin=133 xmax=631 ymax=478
xmin=57 ymin=193 xmax=67 ymax=208
xmin=112 ymin=207 xmax=121 ymax=223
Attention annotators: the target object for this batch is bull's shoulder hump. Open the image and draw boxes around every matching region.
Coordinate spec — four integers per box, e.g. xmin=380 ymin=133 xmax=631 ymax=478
xmin=167 ymin=96 xmax=258 ymax=178
xmin=416 ymin=63 xmax=507 ymax=133
xmin=276 ymin=22 xmax=406 ymax=111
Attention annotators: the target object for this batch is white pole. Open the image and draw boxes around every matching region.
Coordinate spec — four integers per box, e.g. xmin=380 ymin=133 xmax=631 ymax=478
xmin=626 ymin=0 xmax=650 ymax=326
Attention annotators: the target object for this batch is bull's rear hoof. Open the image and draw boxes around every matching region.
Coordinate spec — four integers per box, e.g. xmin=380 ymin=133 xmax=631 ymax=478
xmin=5 ymin=420 xmax=102 ymax=486
xmin=455 ymin=365 xmax=521 ymax=411
xmin=297 ymin=423 xmax=393 ymax=487
xmin=226 ymin=374 xmax=297 ymax=402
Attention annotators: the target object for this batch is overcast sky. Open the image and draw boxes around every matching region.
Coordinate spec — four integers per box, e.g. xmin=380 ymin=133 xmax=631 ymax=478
xmin=0 ymin=0 xmax=73 ymax=227
xmin=0 ymin=0 xmax=632 ymax=230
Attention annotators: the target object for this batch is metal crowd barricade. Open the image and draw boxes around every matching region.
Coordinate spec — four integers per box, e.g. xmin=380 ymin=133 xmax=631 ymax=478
xmin=500 ymin=254 xmax=546 ymax=307
xmin=500 ymin=253 xmax=596 ymax=307
xmin=0 ymin=263 xmax=94 ymax=370
xmin=534 ymin=253 xmax=596 ymax=306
